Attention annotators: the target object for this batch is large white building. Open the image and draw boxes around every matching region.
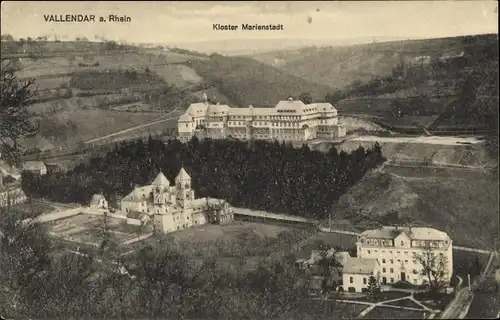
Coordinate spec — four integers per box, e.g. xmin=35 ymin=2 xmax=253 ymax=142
xmin=356 ymin=226 xmax=453 ymax=287
xmin=120 ymin=168 xmax=233 ymax=234
xmin=177 ymin=94 xmax=346 ymax=142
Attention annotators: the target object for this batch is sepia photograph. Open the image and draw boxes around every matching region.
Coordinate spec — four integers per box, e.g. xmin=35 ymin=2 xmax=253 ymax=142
xmin=0 ymin=1 xmax=498 ymax=319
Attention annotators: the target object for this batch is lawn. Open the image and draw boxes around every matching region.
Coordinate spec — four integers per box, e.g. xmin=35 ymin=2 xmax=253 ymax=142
xmin=346 ymin=291 xmax=409 ymax=303
xmin=382 ymin=298 xmax=424 ymax=309
xmin=171 ymin=221 xmax=297 ymax=243
xmin=361 ymin=306 xmax=426 ymax=319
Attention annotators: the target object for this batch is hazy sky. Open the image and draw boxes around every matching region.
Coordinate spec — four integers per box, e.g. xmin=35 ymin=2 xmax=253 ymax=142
xmin=1 ymin=1 xmax=498 ymax=44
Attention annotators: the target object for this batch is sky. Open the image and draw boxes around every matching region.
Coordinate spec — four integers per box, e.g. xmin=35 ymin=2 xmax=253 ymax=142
xmin=1 ymin=1 xmax=498 ymax=46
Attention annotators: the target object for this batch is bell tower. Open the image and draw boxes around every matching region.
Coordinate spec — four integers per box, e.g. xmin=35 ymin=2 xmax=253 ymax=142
xmin=175 ymin=167 xmax=193 ymax=207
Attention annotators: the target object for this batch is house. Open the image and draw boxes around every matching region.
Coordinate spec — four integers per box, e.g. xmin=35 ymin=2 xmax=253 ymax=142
xmin=342 ymin=257 xmax=381 ymax=293
xmin=89 ymin=194 xmax=108 ymax=210
xmin=177 ymin=95 xmax=346 ymax=143
xmin=120 ymin=168 xmax=233 ymax=234
xmin=0 ymin=173 xmax=27 ymax=208
xmin=299 ymin=248 xmax=353 ymax=294
xmin=22 ymin=161 xmax=47 ymax=176
xmin=356 ymin=226 xmax=453 ymax=286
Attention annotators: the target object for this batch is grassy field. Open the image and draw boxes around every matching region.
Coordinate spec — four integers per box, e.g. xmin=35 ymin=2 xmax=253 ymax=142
xmin=331 ymin=165 xmax=499 ymax=250
xmin=24 ymin=100 xmax=164 ymax=149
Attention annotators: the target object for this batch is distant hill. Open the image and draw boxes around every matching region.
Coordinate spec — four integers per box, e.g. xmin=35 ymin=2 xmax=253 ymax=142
xmin=251 ymin=34 xmax=498 ymax=90
xmin=185 ymin=54 xmax=332 ymax=107
xmin=251 ymin=34 xmax=499 ymax=137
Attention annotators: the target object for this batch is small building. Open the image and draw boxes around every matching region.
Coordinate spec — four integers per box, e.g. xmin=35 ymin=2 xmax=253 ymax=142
xmin=89 ymin=194 xmax=108 ymax=210
xmin=22 ymin=161 xmax=47 ymax=176
xmin=0 ymin=173 xmax=27 ymax=208
xmin=342 ymin=257 xmax=381 ymax=293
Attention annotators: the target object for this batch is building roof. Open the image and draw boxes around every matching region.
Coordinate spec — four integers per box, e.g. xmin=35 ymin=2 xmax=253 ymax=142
xmin=122 ymin=186 xmax=153 ymax=202
xmin=207 ymin=103 xmax=230 ymax=116
xmin=359 ymin=226 xmax=450 ymax=242
xmin=90 ymin=194 xmax=105 ymax=206
xmin=342 ymin=257 xmax=378 ymax=275
xmin=178 ymin=114 xmax=192 ymax=122
xmin=207 ymin=197 xmax=226 ymax=206
xmin=176 ymin=167 xmax=190 ymax=181
xmin=227 ymin=107 xmax=275 ymax=116
xmin=314 ymin=102 xmax=338 ymax=113
xmin=186 ymin=102 xmax=209 ymax=117
xmin=152 ymin=172 xmax=170 ymax=186
xmin=22 ymin=161 xmax=46 ymax=171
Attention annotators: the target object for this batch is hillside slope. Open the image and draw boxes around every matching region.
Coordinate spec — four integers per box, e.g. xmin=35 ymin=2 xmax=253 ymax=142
xmin=312 ymin=138 xmax=497 ymax=169
xmin=331 ymin=167 xmax=499 ymax=249
xmin=186 ymin=54 xmax=332 ymax=107
xmin=253 ymin=34 xmax=499 ymax=132
xmin=252 ymin=34 xmax=497 ymax=90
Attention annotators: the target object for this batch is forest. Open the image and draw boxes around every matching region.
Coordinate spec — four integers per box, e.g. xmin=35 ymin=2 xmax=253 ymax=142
xmin=22 ymin=137 xmax=385 ymax=220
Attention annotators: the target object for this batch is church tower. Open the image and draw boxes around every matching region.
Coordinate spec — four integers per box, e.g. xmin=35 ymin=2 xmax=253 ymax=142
xmin=152 ymin=172 xmax=170 ymax=208
xmin=175 ymin=167 xmax=194 ymax=208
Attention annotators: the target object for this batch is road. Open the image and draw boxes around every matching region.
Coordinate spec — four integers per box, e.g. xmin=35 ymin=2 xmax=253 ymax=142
xmin=84 ymin=114 xmax=179 ymax=144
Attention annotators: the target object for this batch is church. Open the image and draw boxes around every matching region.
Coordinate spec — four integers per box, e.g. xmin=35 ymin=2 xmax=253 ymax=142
xmin=120 ymin=168 xmax=233 ymax=234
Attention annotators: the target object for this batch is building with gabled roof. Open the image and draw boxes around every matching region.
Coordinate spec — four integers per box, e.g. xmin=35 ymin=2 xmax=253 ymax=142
xmin=22 ymin=161 xmax=47 ymax=176
xmin=342 ymin=256 xmax=381 ymax=293
xmin=177 ymin=95 xmax=346 ymax=142
xmin=89 ymin=194 xmax=108 ymax=210
xmin=356 ymin=225 xmax=453 ymax=287
xmin=120 ymin=168 xmax=233 ymax=234
xmin=0 ymin=172 xmax=27 ymax=208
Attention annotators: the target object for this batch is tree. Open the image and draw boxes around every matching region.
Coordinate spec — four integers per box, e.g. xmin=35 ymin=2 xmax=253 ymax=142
xmin=1 ymin=61 xmax=39 ymax=163
xmin=367 ymin=275 xmax=380 ymax=301
xmin=299 ymin=92 xmax=313 ymax=104
xmin=98 ymin=212 xmax=120 ymax=259
xmin=469 ymin=255 xmax=482 ymax=278
xmin=1 ymin=34 xmax=14 ymax=41
xmin=413 ymin=245 xmax=449 ymax=300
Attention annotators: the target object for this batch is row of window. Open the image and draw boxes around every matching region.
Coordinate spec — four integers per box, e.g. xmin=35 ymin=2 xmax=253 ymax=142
xmin=364 ymin=249 xmax=414 ymax=256
xmin=381 ymin=258 xmax=415 ymax=265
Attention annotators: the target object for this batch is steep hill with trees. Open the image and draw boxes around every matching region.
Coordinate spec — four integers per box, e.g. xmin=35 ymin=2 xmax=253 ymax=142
xmin=186 ymin=54 xmax=332 ymax=107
